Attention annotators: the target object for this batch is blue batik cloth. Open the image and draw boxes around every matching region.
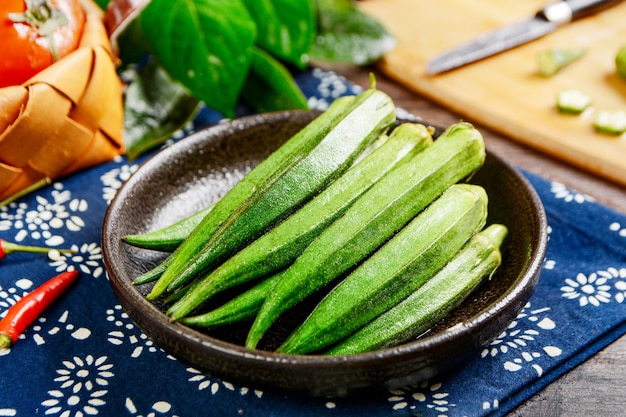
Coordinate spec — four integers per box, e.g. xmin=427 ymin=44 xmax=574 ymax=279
xmin=1 ymin=68 xmax=625 ymax=417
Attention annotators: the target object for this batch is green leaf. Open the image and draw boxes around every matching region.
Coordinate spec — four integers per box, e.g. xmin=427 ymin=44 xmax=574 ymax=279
xmin=93 ymin=0 xmax=109 ymax=10
xmin=310 ymin=0 xmax=395 ymax=65
xmin=241 ymin=0 xmax=314 ymax=68
xmin=139 ymin=0 xmax=257 ymax=117
xmin=123 ymin=59 xmax=201 ymax=160
xmin=241 ymin=47 xmax=309 ymax=113
xmin=115 ymin=17 xmax=151 ymax=69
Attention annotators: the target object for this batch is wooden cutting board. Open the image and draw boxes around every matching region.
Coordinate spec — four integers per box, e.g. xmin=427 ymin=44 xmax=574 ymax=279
xmin=359 ymin=0 xmax=626 ymax=186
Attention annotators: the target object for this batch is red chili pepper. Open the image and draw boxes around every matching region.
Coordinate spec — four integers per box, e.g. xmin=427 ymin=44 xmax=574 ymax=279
xmin=0 ymin=238 xmax=74 ymax=260
xmin=0 ymin=270 xmax=79 ymax=348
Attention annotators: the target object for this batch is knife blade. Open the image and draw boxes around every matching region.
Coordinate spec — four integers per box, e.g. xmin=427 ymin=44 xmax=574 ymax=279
xmin=427 ymin=0 xmax=624 ymax=75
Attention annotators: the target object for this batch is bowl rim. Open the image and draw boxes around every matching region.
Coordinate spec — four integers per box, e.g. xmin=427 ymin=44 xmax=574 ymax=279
xmin=102 ymin=109 xmax=548 ymax=391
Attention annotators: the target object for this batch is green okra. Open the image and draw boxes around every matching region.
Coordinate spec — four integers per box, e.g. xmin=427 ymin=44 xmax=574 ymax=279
xmin=178 ymin=272 xmax=282 ymax=330
xmin=245 ymin=122 xmax=486 ymax=349
xmin=125 ymin=134 xmax=398 ymax=256
xmin=124 ymin=121 xmax=401 ymax=255
xmin=133 ymin=257 xmax=171 ymax=286
xmin=136 ymin=95 xmax=354 ymax=293
xmin=123 ymin=204 xmax=215 ymax=252
xmin=594 ymin=109 xmax=626 ymax=135
xmin=277 ymin=183 xmax=489 ymax=354
xmin=146 ymin=89 xmax=397 ymax=300
xmin=537 ymin=48 xmax=585 ymax=77
xmin=167 ymin=122 xmax=433 ymax=319
xmin=326 ymin=223 xmax=507 ymax=355
xmin=556 ymin=89 xmax=592 ymax=115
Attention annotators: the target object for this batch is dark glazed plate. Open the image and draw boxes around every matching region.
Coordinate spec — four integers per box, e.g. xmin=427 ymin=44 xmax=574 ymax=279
xmin=102 ymin=110 xmax=547 ymax=397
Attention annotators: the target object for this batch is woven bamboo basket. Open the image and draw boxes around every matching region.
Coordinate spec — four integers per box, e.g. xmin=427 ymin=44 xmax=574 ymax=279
xmin=0 ymin=0 xmax=124 ymax=202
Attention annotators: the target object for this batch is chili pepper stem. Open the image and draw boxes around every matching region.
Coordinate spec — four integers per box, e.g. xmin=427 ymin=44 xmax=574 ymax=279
xmin=1 ymin=239 xmax=75 ymax=257
xmin=0 ymin=177 xmax=52 ymax=208
xmin=0 ymin=334 xmax=11 ymax=349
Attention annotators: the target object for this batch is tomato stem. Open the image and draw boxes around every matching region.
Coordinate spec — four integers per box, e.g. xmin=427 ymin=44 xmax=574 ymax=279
xmin=8 ymin=0 xmax=68 ymax=62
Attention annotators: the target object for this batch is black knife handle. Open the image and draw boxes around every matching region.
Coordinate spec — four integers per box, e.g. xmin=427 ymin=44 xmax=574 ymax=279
xmin=540 ymin=0 xmax=623 ymax=23
xmin=564 ymin=0 xmax=623 ymax=19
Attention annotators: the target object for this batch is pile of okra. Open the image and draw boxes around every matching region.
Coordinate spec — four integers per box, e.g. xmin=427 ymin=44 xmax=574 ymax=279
xmin=123 ymin=86 xmax=508 ymax=355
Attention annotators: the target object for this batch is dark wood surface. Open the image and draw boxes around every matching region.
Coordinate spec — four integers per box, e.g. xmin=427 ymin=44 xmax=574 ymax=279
xmin=322 ymin=64 xmax=626 ymax=416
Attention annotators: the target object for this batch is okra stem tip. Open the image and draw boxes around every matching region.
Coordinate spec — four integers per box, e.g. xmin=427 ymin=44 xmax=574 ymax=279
xmin=145 ymin=290 xmax=160 ymax=301
xmin=482 ymin=224 xmax=508 ymax=248
xmin=368 ymin=72 xmax=376 ymax=89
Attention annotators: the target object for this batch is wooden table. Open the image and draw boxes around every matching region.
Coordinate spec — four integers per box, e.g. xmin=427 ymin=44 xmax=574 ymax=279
xmin=322 ymin=63 xmax=626 ymax=416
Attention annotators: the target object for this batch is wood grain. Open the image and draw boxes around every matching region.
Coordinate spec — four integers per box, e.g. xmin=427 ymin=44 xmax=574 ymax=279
xmin=319 ymin=63 xmax=626 ymax=417
xmin=358 ymin=0 xmax=626 ymax=186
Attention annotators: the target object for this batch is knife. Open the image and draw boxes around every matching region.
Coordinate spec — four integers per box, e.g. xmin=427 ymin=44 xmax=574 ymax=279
xmin=427 ymin=0 xmax=624 ymax=74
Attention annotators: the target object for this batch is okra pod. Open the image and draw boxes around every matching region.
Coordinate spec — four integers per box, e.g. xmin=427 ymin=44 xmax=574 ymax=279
xmin=139 ymin=95 xmax=354 ymax=293
xmin=147 ymin=90 xmax=396 ymax=300
xmin=326 ymin=224 xmax=507 ymax=355
xmin=123 ymin=204 xmax=215 ymax=252
xmin=245 ymin=122 xmax=486 ymax=349
xmin=167 ymin=122 xmax=433 ymax=319
xmin=178 ymin=272 xmax=283 ymax=330
xmin=125 ymin=130 xmax=398 ymax=254
xmin=133 ymin=257 xmax=171 ymax=286
xmin=278 ymin=184 xmax=489 ymax=354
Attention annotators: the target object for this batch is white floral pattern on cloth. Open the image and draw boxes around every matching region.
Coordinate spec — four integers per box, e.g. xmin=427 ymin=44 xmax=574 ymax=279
xmin=101 ymin=162 xmax=139 ymax=205
xmin=30 ymin=310 xmax=91 ymax=346
xmin=388 ymin=381 xmax=457 ymax=415
xmin=561 ymin=267 xmax=626 ymax=306
xmin=609 ymin=221 xmax=626 ymax=238
xmin=543 ymin=226 xmax=556 ymax=270
xmin=0 ymin=183 xmax=88 ymax=246
xmin=482 ymin=303 xmax=562 ymax=376
xmin=125 ymin=398 xmax=177 ymax=417
xmin=41 ymin=355 xmax=113 ymax=416
xmin=186 ymin=368 xmax=263 ymax=399
xmin=48 ymin=242 xmax=104 ymax=277
xmin=550 ymin=181 xmax=595 ymax=204
xmin=106 ymin=304 xmax=166 ymax=358
xmin=0 ymin=278 xmax=32 ymax=312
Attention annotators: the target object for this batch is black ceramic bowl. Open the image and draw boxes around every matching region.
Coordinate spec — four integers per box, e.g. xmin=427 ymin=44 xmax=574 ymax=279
xmin=102 ymin=110 xmax=547 ymax=397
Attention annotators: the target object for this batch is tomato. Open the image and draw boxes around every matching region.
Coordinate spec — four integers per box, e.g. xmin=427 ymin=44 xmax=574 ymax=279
xmin=0 ymin=0 xmax=86 ymax=87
